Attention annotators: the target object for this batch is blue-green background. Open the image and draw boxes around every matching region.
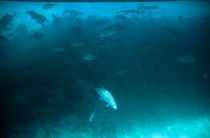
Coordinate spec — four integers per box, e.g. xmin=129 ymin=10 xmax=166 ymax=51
xmin=0 ymin=1 xmax=210 ymax=138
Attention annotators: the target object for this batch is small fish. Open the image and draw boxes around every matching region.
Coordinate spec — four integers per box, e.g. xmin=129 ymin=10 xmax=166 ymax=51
xmin=89 ymin=111 xmax=96 ymax=122
xmin=137 ymin=5 xmax=160 ymax=10
xmin=176 ymin=55 xmax=196 ymax=63
xmin=83 ymin=54 xmax=96 ymax=61
xmin=203 ymin=73 xmax=208 ymax=79
xmin=42 ymin=3 xmax=56 ymax=10
xmin=95 ymin=85 xmax=117 ymax=110
xmin=51 ymin=47 xmax=64 ymax=55
xmin=165 ymin=27 xmax=180 ymax=38
xmin=0 ymin=34 xmax=9 ymax=42
xmin=114 ymin=70 xmax=126 ymax=76
xmin=69 ymin=40 xmax=85 ymax=47
xmin=63 ymin=10 xmax=81 ymax=16
xmin=32 ymin=32 xmax=43 ymax=40
xmin=27 ymin=10 xmax=47 ymax=25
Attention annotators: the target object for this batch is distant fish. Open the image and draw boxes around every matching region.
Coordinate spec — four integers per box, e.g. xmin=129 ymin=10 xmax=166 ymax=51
xmin=16 ymin=24 xmax=27 ymax=33
xmin=51 ymin=47 xmax=64 ymax=55
xmin=0 ymin=13 xmax=16 ymax=32
xmin=42 ymin=3 xmax=56 ymax=10
xmin=95 ymin=86 xmax=117 ymax=110
xmin=83 ymin=54 xmax=96 ymax=61
xmin=0 ymin=34 xmax=9 ymax=42
xmin=114 ymin=70 xmax=126 ymax=76
xmin=117 ymin=9 xmax=139 ymax=15
xmin=136 ymin=5 xmax=160 ymax=10
xmin=89 ymin=111 xmax=96 ymax=122
xmin=99 ymin=24 xmax=122 ymax=38
xmin=165 ymin=27 xmax=180 ymax=38
xmin=27 ymin=10 xmax=47 ymax=25
xmin=69 ymin=40 xmax=85 ymax=47
xmin=203 ymin=73 xmax=208 ymax=79
xmin=176 ymin=55 xmax=196 ymax=63
xmin=62 ymin=10 xmax=81 ymax=16
xmin=51 ymin=14 xmax=60 ymax=24
xmin=32 ymin=32 xmax=43 ymax=40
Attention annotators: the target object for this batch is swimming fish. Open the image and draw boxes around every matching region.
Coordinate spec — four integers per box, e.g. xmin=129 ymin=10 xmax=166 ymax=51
xmin=42 ymin=3 xmax=56 ymax=10
xmin=99 ymin=24 xmax=123 ymax=38
xmin=95 ymin=86 xmax=117 ymax=110
xmin=176 ymin=55 xmax=196 ymax=63
xmin=83 ymin=54 xmax=96 ymax=61
xmin=32 ymin=32 xmax=43 ymax=40
xmin=89 ymin=111 xmax=96 ymax=122
xmin=0 ymin=13 xmax=16 ymax=32
xmin=27 ymin=10 xmax=47 ymax=25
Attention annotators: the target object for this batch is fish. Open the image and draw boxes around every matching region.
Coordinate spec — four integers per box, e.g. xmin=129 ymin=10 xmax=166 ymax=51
xmin=0 ymin=34 xmax=9 ymax=42
xmin=176 ymin=55 xmax=196 ymax=63
xmin=95 ymin=86 xmax=117 ymax=110
xmin=83 ymin=54 xmax=96 ymax=61
xmin=42 ymin=3 xmax=56 ymax=10
xmin=165 ymin=27 xmax=180 ymax=38
xmin=69 ymin=40 xmax=85 ymax=47
xmin=117 ymin=9 xmax=139 ymax=15
xmin=89 ymin=111 xmax=96 ymax=122
xmin=62 ymin=10 xmax=81 ymax=16
xmin=99 ymin=24 xmax=124 ymax=38
xmin=114 ymin=70 xmax=126 ymax=76
xmin=136 ymin=5 xmax=160 ymax=10
xmin=32 ymin=32 xmax=43 ymax=40
xmin=203 ymin=73 xmax=208 ymax=79
xmin=0 ymin=13 xmax=16 ymax=32
xmin=27 ymin=10 xmax=47 ymax=25
xmin=16 ymin=24 xmax=27 ymax=33
xmin=51 ymin=14 xmax=60 ymax=24
xmin=51 ymin=47 xmax=64 ymax=55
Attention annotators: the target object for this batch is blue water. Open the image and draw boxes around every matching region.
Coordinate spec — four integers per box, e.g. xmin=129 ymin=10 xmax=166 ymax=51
xmin=0 ymin=1 xmax=210 ymax=138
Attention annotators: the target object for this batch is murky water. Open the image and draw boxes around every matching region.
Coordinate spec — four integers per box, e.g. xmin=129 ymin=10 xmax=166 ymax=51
xmin=0 ymin=1 xmax=210 ymax=137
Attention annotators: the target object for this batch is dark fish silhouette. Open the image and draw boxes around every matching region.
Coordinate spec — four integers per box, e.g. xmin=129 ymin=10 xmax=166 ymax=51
xmin=136 ymin=5 xmax=160 ymax=10
xmin=0 ymin=13 xmax=15 ymax=32
xmin=0 ymin=34 xmax=8 ymax=42
xmin=32 ymin=32 xmax=43 ymax=40
xmin=52 ymin=14 xmax=60 ymax=24
xmin=42 ymin=3 xmax=56 ymax=10
xmin=27 ymin=10 xmax=47 ymax=25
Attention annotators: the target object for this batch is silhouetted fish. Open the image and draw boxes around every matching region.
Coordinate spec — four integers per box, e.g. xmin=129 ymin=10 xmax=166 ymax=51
xmin=32 ymin=32 xmax=43 ymax=40
xmin=42 ymin=3 xmax=56 ymax=10
xmin=27 ymin=10 xmax=47 ymax=25
xmin=0 ymin=34 xmax=8 ymax=42
xmin=0 ymin=13 xmax=15 ymax=32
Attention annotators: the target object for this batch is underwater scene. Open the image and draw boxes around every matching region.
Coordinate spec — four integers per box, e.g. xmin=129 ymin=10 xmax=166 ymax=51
xmin=0 ymin=1 xmax=210 ymax=138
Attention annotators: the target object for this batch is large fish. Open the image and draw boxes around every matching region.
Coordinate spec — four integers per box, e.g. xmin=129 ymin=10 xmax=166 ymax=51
xmin=95 ymin=86 xmax=117 ymax=110
xmin=27 ymin=10 xmax=47 ymax=25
